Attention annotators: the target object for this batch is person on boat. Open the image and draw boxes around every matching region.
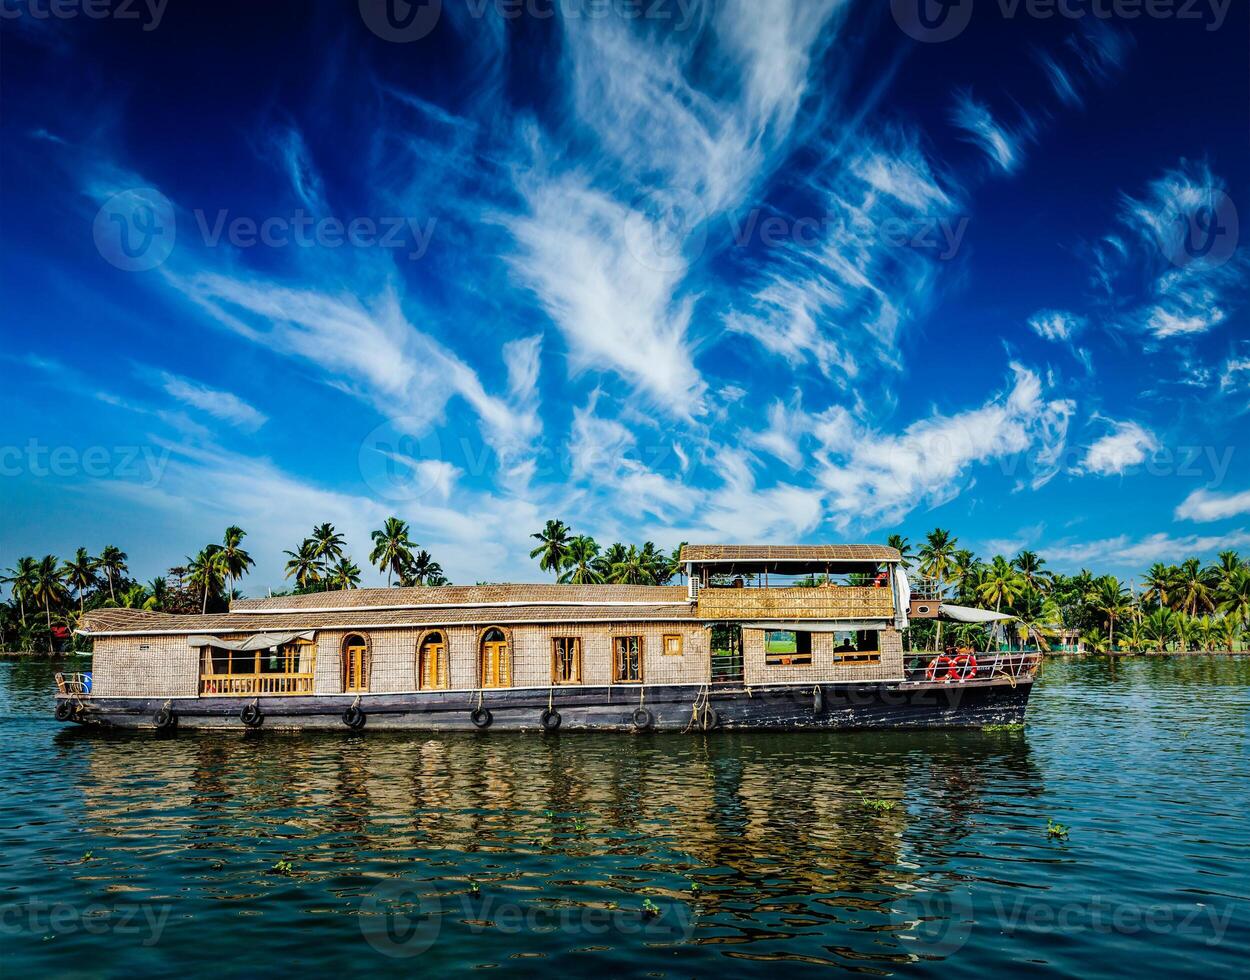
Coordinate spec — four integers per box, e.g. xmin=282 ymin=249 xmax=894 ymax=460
xmin=835 ymin=638 xmax=856 ymax=653
xmin=872 ymin=567 xmax=889 ymax=587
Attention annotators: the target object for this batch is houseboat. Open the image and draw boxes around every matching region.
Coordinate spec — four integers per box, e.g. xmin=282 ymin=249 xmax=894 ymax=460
xmin=55 ymin=544 xmax=1038 ymax=732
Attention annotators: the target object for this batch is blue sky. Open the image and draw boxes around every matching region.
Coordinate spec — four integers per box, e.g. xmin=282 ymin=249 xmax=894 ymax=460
xmin=2 ymin=0 xmax=1248 ymax=591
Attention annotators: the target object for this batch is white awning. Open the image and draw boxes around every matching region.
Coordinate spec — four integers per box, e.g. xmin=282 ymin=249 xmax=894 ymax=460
xmin=188 ymin=631 xmax=316 ymax=651
xmin=937 ymin=604 xmax=1014 ymax=623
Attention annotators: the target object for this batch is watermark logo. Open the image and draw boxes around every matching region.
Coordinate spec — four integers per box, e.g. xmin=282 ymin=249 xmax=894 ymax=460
xmin=624 ymin=188 xmax=707 ymax=273
xmin=358 ymin=419 xmax=447 ymax=502
xmin=1156 ymin=188 xmax=1239 ymax=269
xmin=92 ymin=187 xmax=176 ymax=272
xmin=0 ymin=440 xmax=169 ymax=488
xmin=891 ymin=0 xmax=975 ymax=42
xmin=359 ymin=0 xmax=443 ymax=42
xmin=360 ymin=880 xmax=442 ymax=958
xmin=891 ymin=885 xmax=975 ymax=958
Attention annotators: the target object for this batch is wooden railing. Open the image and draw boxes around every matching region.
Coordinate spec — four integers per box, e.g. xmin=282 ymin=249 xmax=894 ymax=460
xmin=697 ymin=586 xmax=895 ymax=621
xmin=199 ymin=674 xmax=315 ymax=696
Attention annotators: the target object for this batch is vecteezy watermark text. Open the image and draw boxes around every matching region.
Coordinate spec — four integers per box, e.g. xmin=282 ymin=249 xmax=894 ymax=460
xmin=358 ymin=0 xmax=706 ymax=43
xmin=359 ymin=880 xmax=694 ymax=958
xmin=0 ymin=899 xmax=172 ymax=945
xmin=0 ymin=0 xmax=169 ymax=31
xmin=92 ymin=187 xmax=439 ymax=271
xmin=193 ymin=209 xmax=437 ymax=260
xmin=0 ymin=440 xmax=170 ymax=488
xmin=891 ymin=0 xmax=1231 ymax=43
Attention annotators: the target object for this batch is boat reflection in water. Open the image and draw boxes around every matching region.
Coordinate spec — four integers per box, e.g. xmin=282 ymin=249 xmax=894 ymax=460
xmin=56 ymin=725 xmax=1039 ymax=970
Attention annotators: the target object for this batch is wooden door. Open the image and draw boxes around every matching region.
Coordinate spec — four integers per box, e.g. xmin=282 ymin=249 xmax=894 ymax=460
xmin=420 ymin=638 xmax=446 ymax=690
xmin=480 ymin=639 xmax=511 ymax=688
xmin=344 ymin=642 xmax=368 ymax=692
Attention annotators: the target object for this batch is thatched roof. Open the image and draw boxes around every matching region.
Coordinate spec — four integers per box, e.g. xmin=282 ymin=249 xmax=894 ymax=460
xmin=79 ymin=600 xmax=699 ymax=636
xmin=231 ymin=583 xmax=689 ymax=613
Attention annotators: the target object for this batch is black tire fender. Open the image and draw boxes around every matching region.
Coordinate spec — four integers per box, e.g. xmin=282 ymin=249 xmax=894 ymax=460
xmin=55 ymin=700 xmax=75 ymax=722
xmin=154 ymin=706 xmax=177 ymax=731
xmin=632 ymin=707 xmax=654 ymax=731
xmin=471 ymin=707 xmax=493 ymax=729
xmin=342 ymin=705 xmax=366 ymax=730
xmin=699 ymin=707 xmax=720 ymax=731
xmin=540 ymin=708 xmax=561 ymax=731
xmin=241 ymin=703 xmax=263 ymax=728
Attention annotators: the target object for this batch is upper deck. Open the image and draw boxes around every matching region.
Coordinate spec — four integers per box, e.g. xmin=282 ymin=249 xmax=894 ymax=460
xmin=680 ymin=544 xmax=903 ymax=623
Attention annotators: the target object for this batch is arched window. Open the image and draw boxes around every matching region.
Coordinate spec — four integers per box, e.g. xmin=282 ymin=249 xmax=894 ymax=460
xmin=342 ymin=634 xmax=370 ymax=693
xmin=417 ymin=630 xmax=450 ymax=690
xmin=479 ymin=627 xmax=512 ymax=689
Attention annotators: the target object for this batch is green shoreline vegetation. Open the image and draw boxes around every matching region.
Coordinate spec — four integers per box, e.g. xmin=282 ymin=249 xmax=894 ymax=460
xmin=2 ymin=524 xmax=1247 ymax=656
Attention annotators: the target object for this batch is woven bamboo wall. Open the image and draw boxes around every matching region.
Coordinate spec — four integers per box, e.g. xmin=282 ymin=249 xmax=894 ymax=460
xmin=697 ymin=587 xmax=894 ymax=621
xmin=90 ymin=634 xmax=200 ymax=697
xmin=743 ymin=627 xmax=905 ymax=685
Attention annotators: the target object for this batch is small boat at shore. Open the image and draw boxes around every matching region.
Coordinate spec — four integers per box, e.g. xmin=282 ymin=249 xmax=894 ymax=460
xmin=54 ymin=544 xmax=1039 ymax=732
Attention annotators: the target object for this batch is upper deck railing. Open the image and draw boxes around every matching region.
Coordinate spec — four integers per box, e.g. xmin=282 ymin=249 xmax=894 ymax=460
xmin=696 ymin=586 xmax=895 ymax=621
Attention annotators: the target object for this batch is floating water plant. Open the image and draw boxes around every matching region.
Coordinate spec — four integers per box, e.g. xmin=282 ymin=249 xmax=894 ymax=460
xmin=1046 ymin=819 xmax=1069 ymax=839
xmin=642 ymin=898 xmax=660 ymax=918
xmin=858 ymin=791 xmax=897 ymax=812
xmin=983 ymin=723 xmax=1025 ymax=732
xmin=269 ymin=859 xmax=295 ymax=876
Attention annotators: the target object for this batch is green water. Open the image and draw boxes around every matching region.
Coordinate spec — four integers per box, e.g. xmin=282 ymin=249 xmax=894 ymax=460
xmin=1 ymin=657 xmax=1247 ymax=976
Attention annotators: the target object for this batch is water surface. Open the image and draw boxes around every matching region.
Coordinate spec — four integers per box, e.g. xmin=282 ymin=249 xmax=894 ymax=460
xmin=1 ymin=657 xmax=1247 ymax=976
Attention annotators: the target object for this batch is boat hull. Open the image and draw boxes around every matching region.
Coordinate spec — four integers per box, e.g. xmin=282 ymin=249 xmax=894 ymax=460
xmin=57 ymin=677 xmax=1032 ymax=732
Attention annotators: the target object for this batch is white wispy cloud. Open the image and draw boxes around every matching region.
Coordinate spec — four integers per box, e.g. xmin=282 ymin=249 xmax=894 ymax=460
xmin=150 ymin=370 xmax=268 ymax=432
xmin=502 ymin=1 xmax=843 ymax=413
xmin=1175 ymin=487 xmax=1250 ymax=523
xmin=726 ymin=129 xmax=956 ymax=379
xmin=1093 ymin=160 xmax=1246 ymax=342
xmin=807 ymin=363 xmax=1073 ymax=527
xmin=1080 ymin=418 xmax=1158 ymax=476
xmin=951 ymin=91 xmax=1029 ymax=175
xmin=168 ymin=272 xmax=541 ymax=464
xmin=1028 ymin=309 xmax=1085 ymax=343
xmin=1048 ymin=529 xmax=1250 ymax=569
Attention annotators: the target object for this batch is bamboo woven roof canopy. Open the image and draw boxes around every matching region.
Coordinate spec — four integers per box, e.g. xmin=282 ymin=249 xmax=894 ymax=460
xmin=680 ymin=544 xmax=900 ymax=575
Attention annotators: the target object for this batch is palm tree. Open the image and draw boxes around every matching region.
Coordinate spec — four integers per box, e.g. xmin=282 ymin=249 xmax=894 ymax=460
xmin=1216 ymin=566 xmax=1250 ymax=626
xmin=369 ymin=517 xmax=415 ymax=587
xmin=97 ymin=545 xmax=128 ymax=602
xmin=146 ymin=577 xmax=168 ymax=612
xmin=187 ymin=546 xmax=226 ymax=614
xmin=978 ymin=556 xmax=1024 ymax=613
xmin=61 ymin=548 xmax=97 ymax=616
xmin=30 ymin=555 xmax=68 ymax=651
xmin=668 ymin=543 xmax=688 ymax=584
xmin=1090 ymin=577 xmax=1129 ymax=650
xmin=1141 ymin=563 xmax=1177 ymax=611
xmin=886 ymin=534 xmax=914 ymax=569
xmin=1011 ymin=550 xmax=1052 ymax=594
xmin=950 ymin=549 xmax=981 ymax=603
xmin=640 ymin=542 xmax=671 ymax=585
xmin=284 ymin=539 xmax=321 ymax=591
xmin=595 ymin=543 xmax=629 ymax=582
xmin=1216 ymin=615 xmax=1241 ymax=653
xmin=120 ymin=583 xmax=150 ymax=609
xmin=610 ymin=545 xmax=643 ymax=585
xmin=4 ymin=556 xmax=38 ymax=628
xmin=918 ymin=529 xmax=958 ymax=649
xmin=1143 ymin=607 xmax=1177 ymax=652
xmin=310 ymin=523 xmax=346 ymax=591
xmin=1175 ymin=558 xmax=1215 ymax=617
xmin=530 ymin=520 xmax=573 ymax=580
xmin=330 ymin=558 xmax=362 ymax=590
xmin=918 ymin=528 xmax=958 ymax=592
xmin=219 ymin=526 xmax=255 ymax=600
xmin=403 ymin=550 xmax=443 ymax=587
xmin=560 ymin=536 xmax=604 ymax=585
